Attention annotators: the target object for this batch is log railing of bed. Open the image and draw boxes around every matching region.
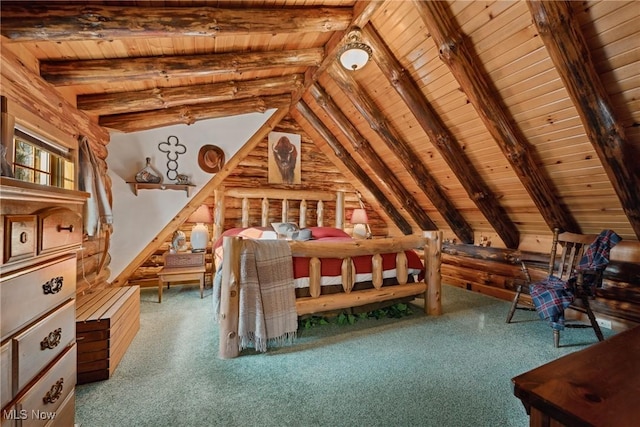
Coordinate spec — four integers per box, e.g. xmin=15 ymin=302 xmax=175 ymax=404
xmin=215 ymin=187 xmax=442 ymax=358
xmin=214 ymin=186 xmax=346 ymax=241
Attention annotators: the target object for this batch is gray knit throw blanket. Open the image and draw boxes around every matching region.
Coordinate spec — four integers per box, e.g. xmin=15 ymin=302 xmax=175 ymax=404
xmin=236 ymin=239 xmax=297 ymax=352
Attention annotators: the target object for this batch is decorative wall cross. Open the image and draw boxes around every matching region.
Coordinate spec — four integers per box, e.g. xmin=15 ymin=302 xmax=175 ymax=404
xmin=158 ymin=135 xmax=186 ymax=181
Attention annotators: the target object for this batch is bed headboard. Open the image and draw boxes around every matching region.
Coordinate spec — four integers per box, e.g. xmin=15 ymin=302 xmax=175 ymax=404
xmin=213 ymin=187 xmax=345 ymax=241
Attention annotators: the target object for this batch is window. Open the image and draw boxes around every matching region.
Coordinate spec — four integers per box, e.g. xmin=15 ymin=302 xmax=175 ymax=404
xmin=12 ymin=128 xmax=75 ymax=190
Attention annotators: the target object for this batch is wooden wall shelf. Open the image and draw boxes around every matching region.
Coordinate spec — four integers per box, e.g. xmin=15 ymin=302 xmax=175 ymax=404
xmin=126 ymin=182 xmax=195 ymax=197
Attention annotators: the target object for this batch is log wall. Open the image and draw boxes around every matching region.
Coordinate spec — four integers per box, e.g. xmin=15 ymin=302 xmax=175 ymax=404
xmin=126 ymin=116 xmax=381 ymax=288
xmin=442 ymin=242 xmax=640 ymax=326
xmin=1 ymin=44 xmax=113 ymax=296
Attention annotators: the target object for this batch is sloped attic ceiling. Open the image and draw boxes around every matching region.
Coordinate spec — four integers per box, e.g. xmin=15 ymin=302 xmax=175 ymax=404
xmin=2 ymin=0 xmax=639 ymax=246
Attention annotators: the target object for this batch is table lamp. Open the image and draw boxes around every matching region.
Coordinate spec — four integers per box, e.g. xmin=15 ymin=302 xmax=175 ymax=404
xmin=188 ymin=204 xmax=212 ymax=252
xmin=351 ymin=208 xmax=370 ymax=239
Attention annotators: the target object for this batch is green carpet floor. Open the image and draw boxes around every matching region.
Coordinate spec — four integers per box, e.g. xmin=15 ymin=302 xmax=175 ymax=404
xmin=75 ymin=284 xmax=614 ymax=427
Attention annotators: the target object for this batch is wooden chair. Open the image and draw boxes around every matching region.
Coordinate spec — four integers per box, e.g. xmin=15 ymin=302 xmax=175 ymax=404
xmin=506 ymin=228 xmax=607 ymax=348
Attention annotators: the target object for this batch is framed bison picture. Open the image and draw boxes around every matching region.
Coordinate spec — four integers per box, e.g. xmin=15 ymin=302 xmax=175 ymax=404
xmin=268 ymin=131 xmax=301 ymax=184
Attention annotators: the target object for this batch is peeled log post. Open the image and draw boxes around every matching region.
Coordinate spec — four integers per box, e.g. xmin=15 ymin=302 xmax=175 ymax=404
xmin=341 ymin=258 xmax=355 ymax=293
xmin=261 ymin=197 xmax=269 ymax=227
xmin=300 ymin=199 xmax=308 ymax=229
xmin=372 ymin=254 xmax=383 ymax=289
xmin=396 ymin=252 xmax=408 ymax=285
xmin=281 ymin=199 xmax=289 ymax=223
xmin=527 ymin=0 xmax=640 ymax=239
xmin=426 ymin=230 xmax=443 ymax=315
xmin=309 ymin=257 xmax=321 ymax=298
xmin=241 ymin=197 xmax=250 ymax=228
xmin=317 ymin=200 xmax=324 ymax=227
xmin=219 ymin=236 xmax=242 ymax=359
xmin=335 ymin=191 xmax=345 ymax=230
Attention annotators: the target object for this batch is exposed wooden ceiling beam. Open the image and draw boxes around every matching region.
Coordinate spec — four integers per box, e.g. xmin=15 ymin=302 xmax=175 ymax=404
xmin=311 ymin=0 xmax=384 ymax=82
xmin=414 ymin=0 xmax=581 ymax=235
xmin=291 ymin=0 xmax=384 ymax=106
xmin=308 ymin=82 xmax=436 ymax=232
xmin=0 ymin=39 xmax=109 ymax=144
xmin=329 ymin=62 xmax=474 ymax=244
xmin=40 ymin=48 xmax=323 ymax=86
xmin=99 ymin=94 xmax=292 ymax=133
xmin=362 ymin=26 xmax=520 ymax=249
xmin=295 ymin=100 xmax=413 ymax=235
xmin=0 ymin=5 xmax=351 ymax=41
xmin=78 ymin=74 xmax=304 ymax=116
xmin=528 ymin=0 xmax=640 ymax=240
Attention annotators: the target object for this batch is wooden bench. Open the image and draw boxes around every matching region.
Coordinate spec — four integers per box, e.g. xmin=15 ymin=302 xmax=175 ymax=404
xmin=76 ymin=286 xmax=140 ymax=384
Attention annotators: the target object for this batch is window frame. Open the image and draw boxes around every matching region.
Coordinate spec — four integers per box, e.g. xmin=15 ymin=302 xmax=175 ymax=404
xmin=11 ymin=126 xmax=76 ymax=190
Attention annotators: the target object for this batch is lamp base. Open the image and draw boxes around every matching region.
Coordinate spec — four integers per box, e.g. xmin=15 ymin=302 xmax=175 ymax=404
xmin=190 ymin=223 xmax=210 ymax=252
xmin=353 ymin=223 xmax=368 ymax=239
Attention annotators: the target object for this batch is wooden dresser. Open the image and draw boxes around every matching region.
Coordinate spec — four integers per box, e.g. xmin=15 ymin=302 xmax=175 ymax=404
xmin=1 ymin=178 xmax=87 ymax=427
xmin=513 ymin=326 xmax=640 ymax=426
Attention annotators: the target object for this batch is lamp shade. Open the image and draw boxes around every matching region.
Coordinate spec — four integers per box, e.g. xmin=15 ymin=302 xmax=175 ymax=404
xmin=339 ymin=47 xmax=371 ymax=71
xmin=351 ymin=208 xmax=369 ymax=225
xmin=188 ymin=205 xmax=212 ymax=224
xmin=337 ymin=28 xmax=372 ymax=71
xmin=188 ymin=205 xmax=212 ymax=252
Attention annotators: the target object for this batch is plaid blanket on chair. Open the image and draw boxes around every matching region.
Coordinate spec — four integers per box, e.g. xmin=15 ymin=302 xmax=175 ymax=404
xmin=530 ymin=229 xmax=621 ymax=330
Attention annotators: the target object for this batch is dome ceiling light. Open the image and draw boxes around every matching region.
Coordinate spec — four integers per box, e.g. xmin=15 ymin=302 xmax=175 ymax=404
xmin=337 ymin=28 xmax=372 ymax=71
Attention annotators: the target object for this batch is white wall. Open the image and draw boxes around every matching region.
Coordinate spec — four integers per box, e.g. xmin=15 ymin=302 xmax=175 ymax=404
xmin=106 ymin=111 xmax=275 ymax=282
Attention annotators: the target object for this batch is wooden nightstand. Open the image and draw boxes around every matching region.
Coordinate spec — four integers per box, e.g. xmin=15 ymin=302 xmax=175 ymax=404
xmin=157 ymin=252 xmax=206 ymax=303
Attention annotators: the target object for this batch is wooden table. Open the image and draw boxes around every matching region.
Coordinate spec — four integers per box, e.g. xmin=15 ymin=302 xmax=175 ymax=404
xmin=512 ymin=326 xmax=640 ymax=427
xmin=156 ymin=252 xmax=207 ymax=303
xmin=157 ymin=265 xmax=206 ymax=303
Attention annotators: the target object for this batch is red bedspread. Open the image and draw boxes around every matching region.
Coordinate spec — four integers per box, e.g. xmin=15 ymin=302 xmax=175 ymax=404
xmin=213 ymin=227 xmax=424 ymax=282
xmin=290 ymin=236 xmax=423 ymax=279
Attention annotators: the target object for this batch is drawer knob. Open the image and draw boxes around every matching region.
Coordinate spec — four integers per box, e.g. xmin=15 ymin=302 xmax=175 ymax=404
xmin=57 ymin=224 xmax=74 ymax=232
xmin=41 ymin=328 xmax=62 ymax=350
xmin=42 ymin=276 xmax=64 ymax=294
xmin=43 ymin=378 xmax=64 ymax=404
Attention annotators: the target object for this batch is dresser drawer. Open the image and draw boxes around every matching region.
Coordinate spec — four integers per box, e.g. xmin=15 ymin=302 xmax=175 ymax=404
xmin=45 ymin=389 xmax=74 ymax=427
xmin=2 ymin=215 xmax=37 ymax=264
xmin=17 ymin=344 xmax=76 ymax=427
xmin=13 ymin=300 xmax=75 ymax=392
xmin=37 ymin=207 xmax=82 ymax=255
xmin=1 ymin=341 xmax=11 ymax=408
xmin=1 ymin=254 xmax=76 ymax=339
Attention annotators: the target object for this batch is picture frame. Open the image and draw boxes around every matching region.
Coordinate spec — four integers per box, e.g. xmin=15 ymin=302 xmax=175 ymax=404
xmin=268 ymin=132 xmax=301 ymax=184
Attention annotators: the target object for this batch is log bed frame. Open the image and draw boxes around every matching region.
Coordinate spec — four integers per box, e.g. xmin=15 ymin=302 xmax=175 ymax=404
xmin=215 ymin=188 xmax=442 ymax=358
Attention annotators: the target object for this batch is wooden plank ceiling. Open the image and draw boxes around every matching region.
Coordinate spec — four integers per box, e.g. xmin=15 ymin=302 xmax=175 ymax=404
xmin=2 ymin=0 xmax=639 ymax=245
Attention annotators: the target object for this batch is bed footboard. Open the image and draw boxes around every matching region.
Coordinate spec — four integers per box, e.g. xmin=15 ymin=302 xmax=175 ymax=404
xmin=218 ymin=231 xmax=442 ymax=358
